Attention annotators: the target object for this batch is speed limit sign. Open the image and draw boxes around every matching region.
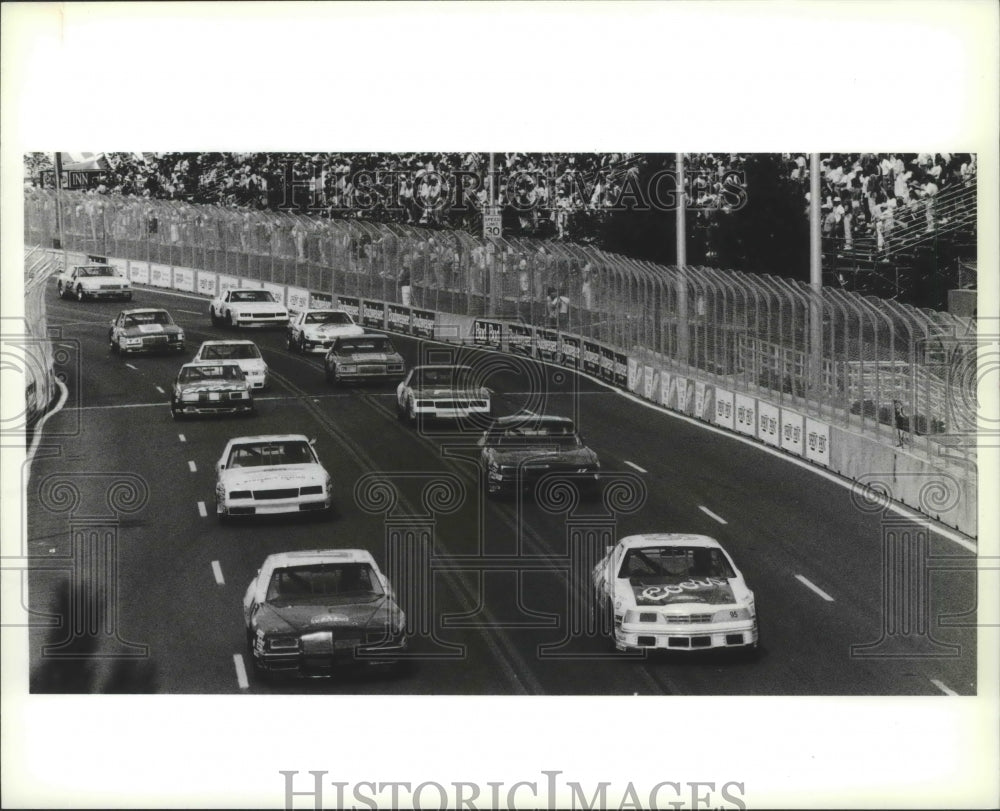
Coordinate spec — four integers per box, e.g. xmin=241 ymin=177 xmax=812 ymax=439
xmin=483 ymin=212 xmax=502 ymax=239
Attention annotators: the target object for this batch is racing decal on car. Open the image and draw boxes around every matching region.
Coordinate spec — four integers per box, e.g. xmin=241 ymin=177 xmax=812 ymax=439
xmin=631 ymin=577 xmax=736 ymax=605
xmin=137 ymin=324 xmax=165 ymax=333
xmin=310 ymin=613 xmax=351 ymax=625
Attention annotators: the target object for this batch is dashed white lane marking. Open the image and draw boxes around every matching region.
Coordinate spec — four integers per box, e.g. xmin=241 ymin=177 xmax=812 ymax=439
xmin=930 ymin=679 xmax=957 ymax=696
xmin=125 ymin=363 xmax=138 ymax=370
xmin=699 ymin=506 xmax=728 ymax=525
xmin=155 ymin=386 xmax=165 ymax=394
xmin=233 ymin=654 xmax=249 ymax=689
xmin=188 ymin=460 xmax=197 ymax=473
xmin=795 ymin=574 xmax=835 ymax=602
xmin=178 ymin=434 xmax=186 ymax=442
xmin=197 ymin=501 xmax=208 ymax=518
xmin=177 ymin=309 xmax=204 ymax=315
xmin=624 ymin=460 xmax=648 ymax=474
xmin=212 ymin=560 xmax=225 ymax=586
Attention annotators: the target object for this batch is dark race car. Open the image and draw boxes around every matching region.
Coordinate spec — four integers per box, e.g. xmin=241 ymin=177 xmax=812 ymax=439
xmin=108 ymin=308 xmax=185 ymax=355
xmin=242 ymin=549 xmax=408 ymax=680
xmin=478 ymin=413 xmax=601 ymax=497
xmin=323 ymin=333 xmax=405 ymax=386
xmin=170 ymin=361 xmax=254 ymax=420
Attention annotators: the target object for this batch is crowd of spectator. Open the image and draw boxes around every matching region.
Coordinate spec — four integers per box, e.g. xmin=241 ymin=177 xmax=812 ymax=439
xmin=789 ymin=153 xmax=977 ymax=253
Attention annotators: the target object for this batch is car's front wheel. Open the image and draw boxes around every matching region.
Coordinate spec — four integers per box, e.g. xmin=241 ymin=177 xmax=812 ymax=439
xmin=170 ymin=401 xmax=182 ymax=420
xmin=226 ymin=311 xmax=235 ymax=329
xmin=57 ymin=283 xmax=65 ymax=299
xmin=406 ymin=397 xmax=417 ymax=426
xmin=75 ymin=285 xmax=85 ymax=302
xmin=210 ymin=308 xmax=220 ymax=327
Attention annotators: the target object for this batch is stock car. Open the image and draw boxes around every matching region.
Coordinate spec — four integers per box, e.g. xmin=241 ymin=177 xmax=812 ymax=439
xmin=209 ymin=288 xmax=289 ymax=329
xmin=478 ymin=413 xmax=601 ymax=497
xmin=243 ymin=549 xmax=407 ymax=679
xmin=323 ymin=333 xmax=406 ymax=386
xmin=395 ymin=364 xmax=492 ymax=425
xmin=193 ymin=340 xmax=269 ymax=389
xmin=592 ymin=533 xmax=759 ymax=655
xmin=286 ymin=308 xmax=364 ymax=353
xmin=108 ymin=308 xmax=185 ymax=354
xmin=56 ymin=263 xmax=132 ymax=301
xmin=215 ymin=434 xmax=332 ymax=521
xmin=170 ymin=361 xmax=254 ymax=420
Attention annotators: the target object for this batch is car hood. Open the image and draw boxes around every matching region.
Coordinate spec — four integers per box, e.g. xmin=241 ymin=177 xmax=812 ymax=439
xmin=486 ymin=446 xmax=598 ymax=466
xmin=79 ymin=277 xmax=128 ymax=288
xmin=220 ymin=463 xmax=326 ymax=488
xmin=256 ymin=596 xmax=395 ymax=633
xmin=304 ymin=324 xmax=364 ymax=339
xmin=229 ymin=301 xmax=286 ymax=313
xmin=411 ymin=386 xmax=487 ymax=398
xmin=621 ymin=576 xmax=743 ymax=608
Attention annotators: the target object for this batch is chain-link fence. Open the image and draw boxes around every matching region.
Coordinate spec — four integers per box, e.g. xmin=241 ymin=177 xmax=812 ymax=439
xmin=25 ymin=188 xmax=976 ymax=459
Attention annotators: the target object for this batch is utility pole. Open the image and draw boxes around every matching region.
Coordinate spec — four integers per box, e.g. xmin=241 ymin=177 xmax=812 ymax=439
xmin=676 ymin=153 xmax=689 ymax=364
xmin=809 ymin=153 xmax=823 ymax=397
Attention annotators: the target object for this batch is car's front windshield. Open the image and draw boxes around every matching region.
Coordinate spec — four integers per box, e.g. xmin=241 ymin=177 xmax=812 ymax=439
xmin=413 ymin=367 xmax=471 ymax=388
xmin=202 ymin=343 xmax=261 ymax=360
xmin=81 ymin=266 xmax=115 ymax=277
xmin=127 ymin=311 xmax=172 ymax=326
xmin=179 ymin=365 xmax=243 ymax=383
xmin=489 ymin=424 xmax=581 ymax=448
xmin=266 ymin=562 xmax=384 ymax=605
xmin=618 ymin=546 xmax=736 ymax=582
xmin=227 ymin=440 xmax=313 ymax=468
xmin=338 ymin=338 xmax=392 ymax=354
xmin=306 ymin=311 xmax=352 ymax=325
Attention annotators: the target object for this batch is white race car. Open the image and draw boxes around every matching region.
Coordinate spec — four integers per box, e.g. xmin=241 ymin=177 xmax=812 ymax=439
xmin=592 ymin=534 xmax=758 ymax=655
xmin=286 ymin=308 xmax=364 ymax=353
xmin=215 ymin=434 xmax=332 ymax=521
xmin=395 ymin=364 xmax=492 ymax=425
xmin=193 ymin=340 xmax=269 ymax=389
xmin=57 ymin=263 xmax=132 ymax=301
xmin=210 ymin=288 xmax=289 ymax=329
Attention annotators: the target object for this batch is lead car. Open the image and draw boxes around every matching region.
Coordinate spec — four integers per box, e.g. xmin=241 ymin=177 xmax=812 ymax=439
xmin=243 ymin=549 xmax=408 ymax=680
xmin=592 ymin=533 xmax=759 ymax=657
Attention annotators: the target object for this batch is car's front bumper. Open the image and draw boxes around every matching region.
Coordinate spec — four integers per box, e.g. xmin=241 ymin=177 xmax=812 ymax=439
xmin=487 ymin=470 xmax=600 ymax=495
xmin=174 ymin=400 xmax=253 ymax=417
xmin=234 ymin=315 xmax=289 ymax=328
xmin=122 ymin=340 xmax=185 ymax=354
xmin=84 ymin=288 xmax=132 ymax=299
xmin=219 ymin=494 xmax=331 ymax=517
xmin=614 ymin=619 xmax=757 ymax=652
xmin=253 ymin=636 xmax=408 ymax=676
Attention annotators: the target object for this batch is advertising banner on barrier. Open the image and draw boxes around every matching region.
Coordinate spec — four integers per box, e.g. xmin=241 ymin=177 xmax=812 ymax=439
xmin=128 ymin=259 xmax=150 ymax=285
xmin=600 ymin=347 xmax=616 ymax=385
xmin=559 ymin=334 xmax=580 ymax=369
xmin=627 ymin=358 xmax=642 ymax=393
xmin=643 ymin=365 xmax=658 ymax=401
xmin=386 ymin=304 xmax=410 ymax=334
xmin=473 ymin=319 xmax=503 ymax=349
xmin=694 ymin=381 xmax=715 ymax=421
xmin=582 ymin=340 xmax=602 ymax=376
xmin=680 ymin=379 xmax=695 ymax=414
xmin=261 ymin=282 xmax=286 ymax=305
xmin=149 ymin=262 xmax=171 ymax=287
xmin=412 ymin=308 xmax=435 ymax=339
xmin=612 ymin=350 xmax=628 ymax=387
xmin=337 ymin=296 xmax=360 ymax=321
xmin=362 ymin=300 xmax=386 ymax=329
xmin=734 ymin=393 xmax=757 ymax=436
xmin=508 ymin=323 xmax=534 ymax=358
xmin=286 ymin=286 xmax=310 ymax=312
xmin=659 ymin=371 xmax=672 ymax=407
xmin=196 ymin=271 xmax=218 ymax=298
xmin=310 ymin=292 xmax=334 ymax=309
xmin=714 ymin=389 xmax=735 ymax=429
xmin=173 ymin=267 xmax=195 ymax=292
xmin=781 ymin=410 xmax=804 ymax=456
xmin=757 ymin=402 xmax=781 ymax=447
xmin=218 ymin=274 xmax=240 ymax=296
xmin=537 ymin=328 xmax=560 ymax=362
xmin=669 ymin=375 xmax=687 ymax=411
xmin=805 ymin=418 xmax=831 ymax=466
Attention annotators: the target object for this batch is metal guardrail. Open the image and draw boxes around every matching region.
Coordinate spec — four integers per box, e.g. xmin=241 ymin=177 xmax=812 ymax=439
xmin=24 ymin=188 xmax=976 ymax=463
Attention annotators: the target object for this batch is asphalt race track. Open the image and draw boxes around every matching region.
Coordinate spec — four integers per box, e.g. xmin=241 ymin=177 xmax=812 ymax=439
xmin=26 ymin=284 xmax=978 ymax=695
